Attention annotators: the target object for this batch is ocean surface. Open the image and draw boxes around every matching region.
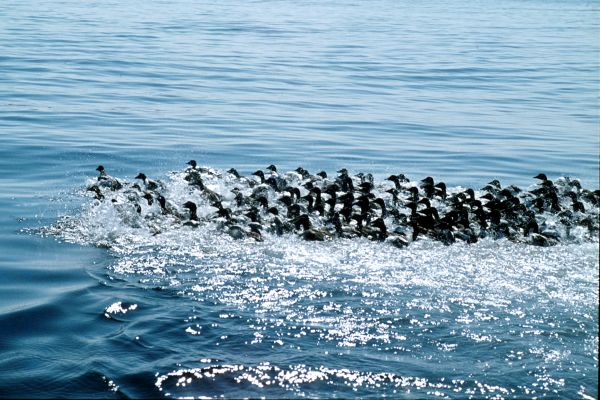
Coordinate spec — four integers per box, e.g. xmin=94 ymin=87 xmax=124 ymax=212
xmin=0 ymin=0 xmax=598 ymax=398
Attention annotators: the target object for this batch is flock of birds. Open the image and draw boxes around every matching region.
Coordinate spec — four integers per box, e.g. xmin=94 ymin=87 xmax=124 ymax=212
xmin=86 ymin=162 xmax=599 ymax=247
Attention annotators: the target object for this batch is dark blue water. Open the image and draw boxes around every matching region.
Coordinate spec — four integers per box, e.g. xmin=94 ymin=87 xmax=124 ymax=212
xmin=1 ymin=0 xmax=598 ymax=398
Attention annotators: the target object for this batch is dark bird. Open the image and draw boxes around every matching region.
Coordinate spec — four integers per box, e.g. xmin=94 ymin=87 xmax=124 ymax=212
xmin=252 ymin=170 xmax=266 ymax=184
xmin=434 ymin=182 xmax=447 ymax=200
xmin=293 ymin=214 xmax=331 ymax=241
xmin=371 ymin=218 xmax=409 ymax=247
xmin=407 ymin=186 xmax=419 ymax=202
xmin=87 ymin=184 xmax=105 ymax=200
xmin=187 ymin=160 xmax=198 ymax=169
xmin=187 ymin=174 xmax=222 ymax=203
xmin=157 ymin=195 xmax=183 ymax=219
xmin=386 ymin=174 xmax=408 ymax=190
xmin=227 ymin=168 xmax=241 ymax=179
xmin=135 ymin=173 xmax=159 ymax=191
xmin=96 ymin=165 xmax=123 ymax=190
xmin=183 ymin=201 xmax=200 ymax=226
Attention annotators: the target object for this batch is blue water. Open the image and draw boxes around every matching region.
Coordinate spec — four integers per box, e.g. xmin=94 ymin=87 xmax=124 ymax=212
xmin=1 ymin=0 xmax=598 ymax=398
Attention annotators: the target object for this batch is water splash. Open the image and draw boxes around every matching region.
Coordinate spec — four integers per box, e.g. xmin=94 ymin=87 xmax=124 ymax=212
xmin=35 ymin=166 xmax=599 ymax=398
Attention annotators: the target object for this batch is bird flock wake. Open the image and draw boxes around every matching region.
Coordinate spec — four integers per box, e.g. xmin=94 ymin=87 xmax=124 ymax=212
xmin=83 ymin=162 xmax=599 ymax=248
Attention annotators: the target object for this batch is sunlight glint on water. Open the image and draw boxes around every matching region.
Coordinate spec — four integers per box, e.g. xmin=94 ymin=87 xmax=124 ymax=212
xmin=0 ymin=0 xmax=598 ymax=398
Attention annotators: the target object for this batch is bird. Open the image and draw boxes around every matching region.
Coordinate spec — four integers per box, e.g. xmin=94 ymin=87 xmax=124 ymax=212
xmin=293 ymin=214 xmax=331 ymax=241
xmin=135 ymin=173 xmax=160 ymax=191
xmin=96 ymin=165 xmax=123 ymax=190
xmin=87 ymin=184 xmax=105 ymax=200
xmin=371 ymin=218 xmax=409 ymax=247
xmin=183 ymin=201 xmax=200 ymax=226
